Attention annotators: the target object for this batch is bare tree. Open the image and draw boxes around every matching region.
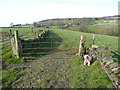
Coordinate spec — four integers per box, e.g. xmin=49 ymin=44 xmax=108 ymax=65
xmin=10 ymin=22 xmax=13 ymax=27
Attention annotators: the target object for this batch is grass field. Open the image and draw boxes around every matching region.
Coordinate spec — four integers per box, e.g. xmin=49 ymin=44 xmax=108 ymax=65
xmin=1 ymin=27 xmax=118 ymax=88
xmin=51 ymin=29 xmax=118 ymax=52
xmin=1 ymin=27 xmax=46 ymax=33
xmin=95 ymin=20 xmax=117 ymax=24
xmin=66 ymin=24 xmax=118 ymax=36
xmin=0 ymin=27 xmax=48 ymax=39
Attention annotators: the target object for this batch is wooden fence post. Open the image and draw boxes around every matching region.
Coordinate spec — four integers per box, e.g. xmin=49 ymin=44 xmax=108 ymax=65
xmin=31 ymin=27 xmax=33 ymax=33
xmin=77 ymin=35 xmax=85 ymax=56
xmin=9 ymin=30 xmax=12 ymax=36
xmin=92 ymin=34 xmax=95 ymax=45
xmin=14 ymin=30 xmax=20 ymax=58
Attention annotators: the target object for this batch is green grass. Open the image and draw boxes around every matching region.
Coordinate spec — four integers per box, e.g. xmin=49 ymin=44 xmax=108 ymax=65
xmin=21 ymin=30 xmax=62 ymax=58
xmin=68 ymin=55 xmax=112 ymax=88
xmin=1 ymin=28 xmax=50 ymax=64
xmin=2 ymin=66 xmax=26 ymax=88
xmin=52 ymin=28 xmax=119 ymax=62
xmin=95 ymin=20 xmax=117 ymax=24
xmin=1 ymin=42 xmax=24 ymax=64
xmin=67 ymin=24 xmax=118 ymax=36
xmin=51 ymin=29 xmax=118 ymax=52
xmin=1 ymin=27 xmax=46 ymax=33
xmin=1 ymin=27 xmax=48 ymax=39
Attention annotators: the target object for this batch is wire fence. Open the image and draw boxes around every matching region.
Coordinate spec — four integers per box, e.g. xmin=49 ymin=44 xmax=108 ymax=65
xmin=95 ymin=35 xmax=120 ymax=57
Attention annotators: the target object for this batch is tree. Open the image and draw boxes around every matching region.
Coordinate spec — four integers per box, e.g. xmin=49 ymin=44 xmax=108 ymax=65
xmin=33 ymin=22 xmax=39 ymax=27
xmin=10 ymin=22 xmax=13 ymax=27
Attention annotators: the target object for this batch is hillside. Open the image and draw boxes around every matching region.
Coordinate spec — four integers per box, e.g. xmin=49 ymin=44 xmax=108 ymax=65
xmin=32 ymin=15 xmax=118 ymax=27
xmin=33 ymin=18 xmax=96 ymax=27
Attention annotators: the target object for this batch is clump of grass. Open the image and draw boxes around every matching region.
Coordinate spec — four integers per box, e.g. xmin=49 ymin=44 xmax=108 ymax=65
xmin=2 ymin=66 xmax=26 ymax=88
xmin=2 ymin=42 xmax=24 ymax=64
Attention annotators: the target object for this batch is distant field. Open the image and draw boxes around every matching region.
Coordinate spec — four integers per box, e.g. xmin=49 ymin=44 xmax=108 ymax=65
xmin=0 ymin=27 xmax=48 ymax=39
xmin=66 ymin=24 xmax=118 ymax=36
xmin=1 ymin=27 xmax=47 ymax=34
xmin=95 ymin=20 xmax=117 ymax=25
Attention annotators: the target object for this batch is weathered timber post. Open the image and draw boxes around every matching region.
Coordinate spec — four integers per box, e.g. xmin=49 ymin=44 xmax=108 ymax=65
xmin=31 ymin=27 xmax=33 ymax=33
xmin=14 ymin=30 xmax=21 ymax=58
xmin=11 ymin=37 xmax=16 ymax=56
xmin=76 ymin=35 xmax=85 ymax=56
xmin=92 ymin=34 xmax=95 ymax=45
xmin=9 ymin=30 xmax=12 ymax=36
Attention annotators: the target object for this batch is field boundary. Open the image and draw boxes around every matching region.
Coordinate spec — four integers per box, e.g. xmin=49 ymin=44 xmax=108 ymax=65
xmin=89 ymin=35 xmax=119 ymax=88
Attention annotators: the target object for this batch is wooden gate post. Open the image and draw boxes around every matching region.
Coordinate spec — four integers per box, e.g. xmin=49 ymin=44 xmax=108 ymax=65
xmin=14 ymin=30 xmax=20 ymax=58
xmin=77 ymin=35 xmax=85 ymax=56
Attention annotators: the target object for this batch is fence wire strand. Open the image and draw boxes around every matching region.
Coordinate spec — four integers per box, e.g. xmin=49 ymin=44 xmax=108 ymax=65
xmin=95 ymin=35 xmax=120 ymax=56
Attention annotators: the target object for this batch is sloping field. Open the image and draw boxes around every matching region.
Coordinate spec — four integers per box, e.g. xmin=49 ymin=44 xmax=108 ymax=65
xmin=67 ymin=24 xmax=118 ymax=36
xmin=52 ymin=29 xmax=118 ymax=52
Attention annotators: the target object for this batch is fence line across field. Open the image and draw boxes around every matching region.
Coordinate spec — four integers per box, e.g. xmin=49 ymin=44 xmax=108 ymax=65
xmin=21 ymin=42 xmax=64 ymax=44
xmin=22 ymin=51 xmax=75 ymax=55
xmin=21 ymin=47 xmax=79 ymax=50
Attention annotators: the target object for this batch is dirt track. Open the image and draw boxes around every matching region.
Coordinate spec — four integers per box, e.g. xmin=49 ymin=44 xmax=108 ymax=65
xmin=11 ymin=51 xmax=73 ymax=88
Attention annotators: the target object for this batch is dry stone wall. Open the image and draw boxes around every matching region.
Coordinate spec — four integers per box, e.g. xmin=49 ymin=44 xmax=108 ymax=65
xmin=90 ymin=47 xmax=120 ymax=88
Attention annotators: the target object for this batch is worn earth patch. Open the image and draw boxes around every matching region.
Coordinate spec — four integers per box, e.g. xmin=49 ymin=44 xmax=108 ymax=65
xmin=11 ymin=51 xmax=73 ymax=88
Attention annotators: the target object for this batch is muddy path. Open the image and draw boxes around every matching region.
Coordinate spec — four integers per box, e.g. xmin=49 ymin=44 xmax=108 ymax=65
xmin=11 ymin=51 xmax=73 ymax=88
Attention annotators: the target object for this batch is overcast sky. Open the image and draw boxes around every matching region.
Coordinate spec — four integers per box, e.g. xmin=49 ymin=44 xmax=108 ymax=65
xmin=0 ymin=0 xmax=119 ymax=27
